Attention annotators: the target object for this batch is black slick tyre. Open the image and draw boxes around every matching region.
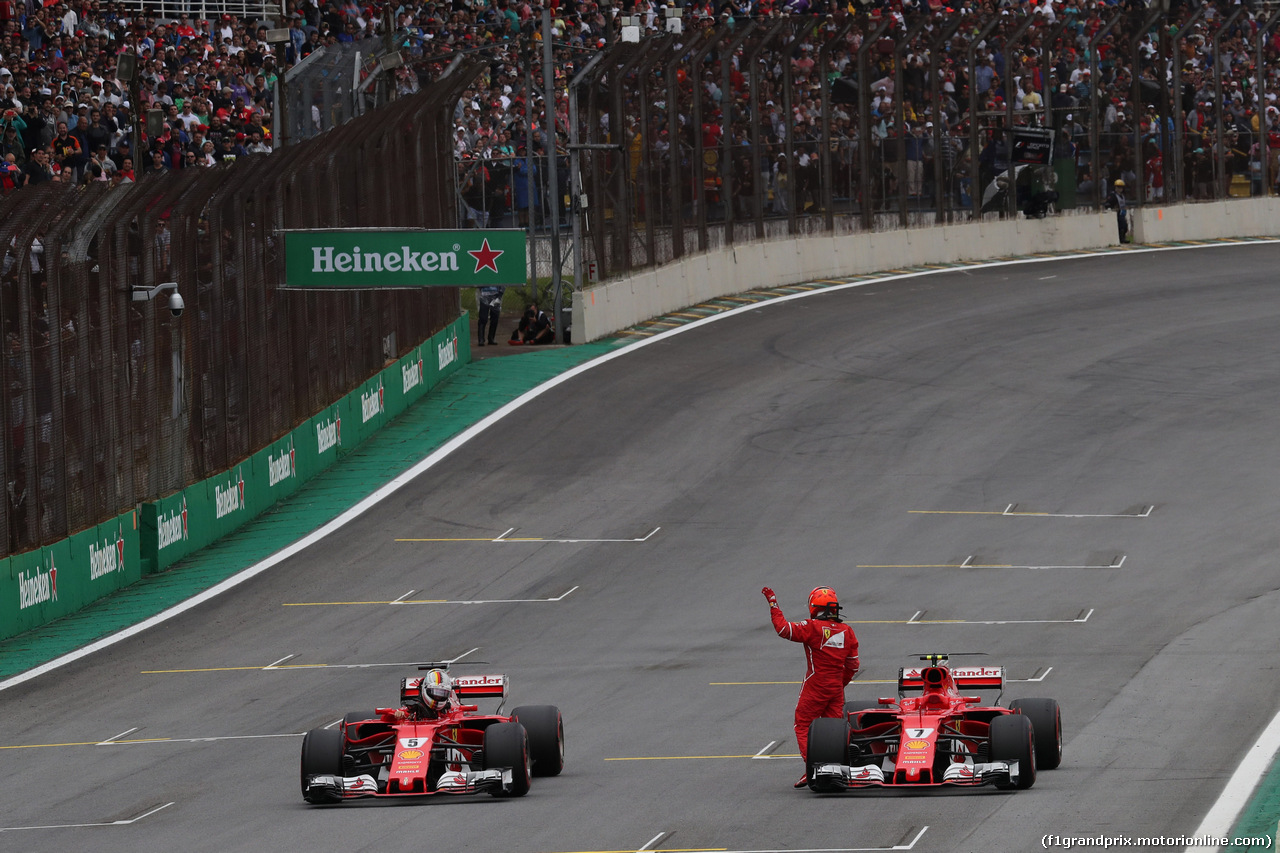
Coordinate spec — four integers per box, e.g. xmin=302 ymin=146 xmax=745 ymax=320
xmin=342 ymin=710 xmax=379 ymax=738
xmin=300 ymin=727 xmax=344 ymax=803
xmin=988 ymin=713 xmax=1036 ymax=790
xmin=483 ymin=721 xmax=531 ymax=797
xmin=845 ymin=702 xmax=879 ymax=728
xmin=807 ymin=717 xmax=851 ymax=790
xmin=1010 ymin=698 xmax=1062 ymax=769
xmin=512 ymin=705 xmax=564 ymax=777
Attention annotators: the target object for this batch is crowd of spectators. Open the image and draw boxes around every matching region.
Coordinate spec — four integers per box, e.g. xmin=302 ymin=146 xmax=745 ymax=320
xmin=441 ymin=0 xmax=1280 ymax=223
xmin=0 ymin=0 xmax=309 ymax=191
xmin=0 ymin=0 xmax=1278 ymax=207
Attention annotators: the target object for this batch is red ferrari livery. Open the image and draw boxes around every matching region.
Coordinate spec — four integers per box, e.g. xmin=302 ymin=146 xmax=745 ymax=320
xmin=806 ymin=654 xmax=1061 ymax=792
xmin=300 ymin=666 xmax=564 ymax=803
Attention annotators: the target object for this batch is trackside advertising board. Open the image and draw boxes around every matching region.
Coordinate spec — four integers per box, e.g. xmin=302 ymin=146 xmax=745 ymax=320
xmin=139 ymin=315 xmax=468 ymax=574
xmin=0 ymin=511 xmax=140 ymax=641
xmin=283 ymin=229 xmax=526 ymax=288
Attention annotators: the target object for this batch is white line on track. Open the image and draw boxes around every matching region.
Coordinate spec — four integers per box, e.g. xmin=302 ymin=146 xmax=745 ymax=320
xmin=391 ymin=590 xmax=416 ymax=604
xmin=323 ymin=718 xmax=343 ymax=730
xmin=5 ymin=732 xmax=308 ymax=751
xmin=282 ymin=586 xmax=580 ymax=607
xmin=446 ymin=647 xmax=481 ymax=663
xmin=905 ymin=609 xmax=1093 ymax=626
xmin=636 ymin=832 xmax=667 ymax=853
xmin=96 ymin=727 xmax=139 ymax=745
xmin=264 ymin=654 xmax=295 ymax=669
xmin=0 ymin=801 xmax=174 ymax=832
xmin=667 ymin=826 xmax=929 ymax=853
xmin=1184 ymin=709 xmax=1280 ymax=853
xmin=0 ymin=241 xmax=1267 ymax=699
xmin=911 ymin=504 xmax=1152 ymax=518
xmin=858 ymin=557 xmax=1125 ymax=570
xmin=750 ymin=740 xmax=778 ymax=760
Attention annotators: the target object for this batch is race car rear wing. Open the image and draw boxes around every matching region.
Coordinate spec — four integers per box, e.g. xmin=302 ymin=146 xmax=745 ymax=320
xmin=400 ymin=673 xmax=510 ymax=712
xmin=451 ymin=674 xmax=509 ymax=700
xmin=899 ymin=666 xmax=1004 ymax=695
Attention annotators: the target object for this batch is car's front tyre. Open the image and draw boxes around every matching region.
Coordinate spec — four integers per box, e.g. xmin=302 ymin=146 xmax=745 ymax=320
xmin=483 ymin=721 xmax=531 ymax=797
xmin=300 ymin=727 xmax=344 ymax=804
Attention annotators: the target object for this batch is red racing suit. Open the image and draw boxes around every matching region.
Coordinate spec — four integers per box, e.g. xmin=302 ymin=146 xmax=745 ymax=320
xmin=769 ymin=602 xmax=860 ymax=763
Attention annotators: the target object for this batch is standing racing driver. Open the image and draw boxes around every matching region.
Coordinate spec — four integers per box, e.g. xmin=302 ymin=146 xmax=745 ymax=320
xmin=762 ymin=585 xmax=860 ymax=788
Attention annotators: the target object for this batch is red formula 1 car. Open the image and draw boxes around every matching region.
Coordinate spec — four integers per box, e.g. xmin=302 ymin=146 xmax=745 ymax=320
xmin=300 ymin=665 xmax=564 ymax=803
xmin=806 ymin=654 xmax=1061 ymax=792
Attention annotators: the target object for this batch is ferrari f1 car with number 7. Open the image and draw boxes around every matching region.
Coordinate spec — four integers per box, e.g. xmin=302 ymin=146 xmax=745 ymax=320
xmin=806 ymin=654 xmax=1061 ymax=792
xmin=300 ymin=665 xmax=564 ymax=803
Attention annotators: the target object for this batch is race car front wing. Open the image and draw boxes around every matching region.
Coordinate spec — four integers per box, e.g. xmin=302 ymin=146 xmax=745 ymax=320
xmin=304 ymin=768 xmax=513 ymax=800
xmin=809 ymin=760 xmax=1020 ymax=790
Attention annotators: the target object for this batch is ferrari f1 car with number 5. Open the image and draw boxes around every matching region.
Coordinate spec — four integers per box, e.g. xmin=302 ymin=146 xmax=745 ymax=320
xmin=806 ymin=654 xmax=1061 ymax=792
xmin=300 ymin=665 xmax=564 ymax=803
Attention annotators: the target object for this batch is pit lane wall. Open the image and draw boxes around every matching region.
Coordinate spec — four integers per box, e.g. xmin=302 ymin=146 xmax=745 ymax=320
xmin=0 ymin=316 xmax=468 ymax=642
xmin=574 ymin=199 xmax=1280 ymax=343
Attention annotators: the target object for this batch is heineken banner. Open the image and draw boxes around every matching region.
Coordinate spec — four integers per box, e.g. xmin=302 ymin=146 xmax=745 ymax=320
xmin=0 ymin=511 xmax=140 ymax=642
xmin=141 ymin=315 xmax=469 ymax=574
xmin=284 ymin=229 xmax=526 ymax=289
xmin=4 ymin=316 xmax=469 ymax=639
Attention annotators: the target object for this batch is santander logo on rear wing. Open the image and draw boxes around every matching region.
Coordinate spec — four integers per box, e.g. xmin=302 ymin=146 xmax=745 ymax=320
xmin=899 ymin=666 xmax=1004 ymax=692
xmin=452 ymin=674 xmax=509 ymax=700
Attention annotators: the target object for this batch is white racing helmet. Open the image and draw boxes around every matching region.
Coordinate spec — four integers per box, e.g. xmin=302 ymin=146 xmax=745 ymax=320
xmin=419 ymin=669 xmax=454 ymax=713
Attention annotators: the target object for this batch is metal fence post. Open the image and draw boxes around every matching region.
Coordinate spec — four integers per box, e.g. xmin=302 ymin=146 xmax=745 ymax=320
xmin=819 ymin=19 xmax=855 ymax=233
xmin=858 ymin=15 xmax=894 ymax=231
xmin=1086 ymin=12 xmax=1122 ymax=209
xmin=966 ymin=17 xmax=1001 ymax=220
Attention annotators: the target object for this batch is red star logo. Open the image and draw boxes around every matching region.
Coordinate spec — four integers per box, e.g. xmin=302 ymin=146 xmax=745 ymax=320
xmin=237 ymin=468 xmax=245 ymax=506
xmin=181 ymin=496 xmax=188 ymax=539
xmin=378 ymin=379 xmax=384 ymax=412
xmin=49 ymin=558 xmax=57 ymax=599
xmin=289 ymin=440 xmax=296 ymax=475
xmin=468 ymin=238 xmax=503 ymax=274
xmin=335 ymin=410 xmax=342 ymax=444
xmin=116 ymin=524 xmax=126 ymax=569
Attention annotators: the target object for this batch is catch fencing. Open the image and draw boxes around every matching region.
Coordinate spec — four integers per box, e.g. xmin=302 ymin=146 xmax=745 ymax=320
xmin=0 ymin=63 xmax=483 ymax=559
xmin=449 ymin=8 xmax=1280 ymax=287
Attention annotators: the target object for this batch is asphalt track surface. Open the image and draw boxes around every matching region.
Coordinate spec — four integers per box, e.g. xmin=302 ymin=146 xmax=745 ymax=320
xmin=5 ymin=245 xmax=1280 ymax=853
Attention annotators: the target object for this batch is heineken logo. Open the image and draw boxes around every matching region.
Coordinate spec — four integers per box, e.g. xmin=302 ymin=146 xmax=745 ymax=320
xmin=18 ymin=556 xmax=56 ymax=610
xmin=317 ymin=408 xmax=341 ymax=454
xmin=361 ymin=379 xmax=385 ymax=424
xmin=89 ymin=524 xmax=126 ymax=581
xmin=403 ymin=349 xmax=424 ymax=394
xmin=267 ymin=438 xmax=296 ymax=487
xmin=437 ymin=333 xmax=458 ymax=372
xmin=467 ymin=238 xmax=503 ymax=274
xmin=215 ymin=467 xmax=246 ymax=519
xmin=158 ymin=496 xmax=189 ymax=551
xmin=310 ymin=245 xmax=459 ymax=275
xmin=284 ymin=230 xmax=525 ymax=289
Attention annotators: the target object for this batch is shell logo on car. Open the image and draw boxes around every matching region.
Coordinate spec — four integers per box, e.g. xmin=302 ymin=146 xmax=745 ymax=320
xmin=399 ymin=750 xmax=424 ymax=760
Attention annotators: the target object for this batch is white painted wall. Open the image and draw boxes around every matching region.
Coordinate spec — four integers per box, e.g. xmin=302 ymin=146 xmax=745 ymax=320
xmin=575 ymin=200 xmax=1280 ymax=343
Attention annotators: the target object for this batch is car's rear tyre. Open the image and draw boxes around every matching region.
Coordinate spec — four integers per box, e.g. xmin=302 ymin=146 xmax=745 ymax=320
xmin=512 ymin=705 xmax=564 ymax=777
xmin=845 ymin=702 xmax=879 ymax=728
xmin=807 ymin=717 xmax=851 ymax=790
xmin=989 ymin=714 xmax=1036 ymax=790
xmin=342 ymin=710 xmax=378 ymax=737
xmin=483 ymin=721 xmax=531 ymax=797
xmin=1010 ymin=698 xmax=1062 ymax=770
xmin=300 ymin=727 xmax=344 ymax=804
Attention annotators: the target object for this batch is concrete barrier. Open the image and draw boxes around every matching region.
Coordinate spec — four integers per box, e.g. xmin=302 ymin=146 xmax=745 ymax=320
xmin=576 ymin=201 xmax=1279 ymax=343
